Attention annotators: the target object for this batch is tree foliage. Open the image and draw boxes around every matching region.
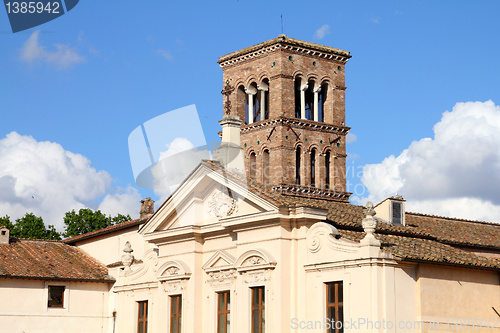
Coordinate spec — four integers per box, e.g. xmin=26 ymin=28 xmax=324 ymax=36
xmin=63 ymin=209 xmax=131 ymax=238
xmin=1 ymin=213 xmax=61 ymax=240
xmin=0 ymin=209 xmax=131 ymax=240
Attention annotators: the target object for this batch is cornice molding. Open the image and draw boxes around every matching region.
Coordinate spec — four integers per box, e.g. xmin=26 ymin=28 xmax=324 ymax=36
xmin=219 ymin=36 xmax=351 ymax=68
xmin=241 ymin=117 xmax=350 ymax=135
xmin=272 ymin=184 xmax=351 ymax=202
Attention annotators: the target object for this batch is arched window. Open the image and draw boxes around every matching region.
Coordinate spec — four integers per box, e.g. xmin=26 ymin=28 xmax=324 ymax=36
xmin=295 ymin=78 xmax=302 ymax=118
xmin=310 ymin=149 xmax=316 ymax=186
xmin=262 ymin=149 xmax=270 ymax=184
xmin=295 ymin=147 xmax=301 ymax=185
xmin=265 ymin=81 xmax=270 ymax=120
xmin=249 ymin=152 xmax=257 ymax=180
xmin=325 ymin=151 xmax=330 ymax=189
xmin=258 ymin=78 xmax=270 ymax=120
xmin=305 ymin=81 xmax=314 ymax=120
xmin=238 ymin=86 xmax=249 ymax=124
xmin=318 ymin=83 xmax=327 ymax=122
xmin=245 ymin=84 xmax=258 ymax=124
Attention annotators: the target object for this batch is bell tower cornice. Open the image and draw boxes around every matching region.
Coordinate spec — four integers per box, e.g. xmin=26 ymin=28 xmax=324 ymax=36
xmin=218 ymin=35 xmax=351 ymax=69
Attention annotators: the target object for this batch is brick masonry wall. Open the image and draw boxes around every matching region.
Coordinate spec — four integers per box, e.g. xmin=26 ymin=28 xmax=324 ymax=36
xmin=220 ymin=40 xmax=350 ymax=197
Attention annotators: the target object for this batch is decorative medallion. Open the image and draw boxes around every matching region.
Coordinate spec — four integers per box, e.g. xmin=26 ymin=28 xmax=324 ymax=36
xmin=207 ymin=189 xmax=238 ymax=218
xmin=243 ymin=255 xmax=264 ymax=266
xmin=165 ymin=267 xmax=180 ymax=276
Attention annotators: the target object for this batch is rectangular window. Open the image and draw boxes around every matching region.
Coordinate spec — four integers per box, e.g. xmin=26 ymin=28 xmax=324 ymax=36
xmin=326 ymin=282 xmax=344 ymax=333
xmin=137 ymin=301 xmax=148 ymax=333
xmin=170 ymin=295 xmax=182 ymax=333
xmin=47 ymin=285 xmax=65 ymax=308
xmin=251 ymin=287 xmax=265 ymax=333
xmin=217 ymin=291 xmax=230 ymax=333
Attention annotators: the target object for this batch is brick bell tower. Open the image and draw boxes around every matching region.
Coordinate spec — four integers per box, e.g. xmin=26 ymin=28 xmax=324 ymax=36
xmin=218 ymin=35 xmax=351 ymax=201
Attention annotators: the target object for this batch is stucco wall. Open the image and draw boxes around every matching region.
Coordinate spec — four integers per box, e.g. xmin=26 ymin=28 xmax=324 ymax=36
xmin=0 ymin=279 xmax=112 ymax=333
xmin=418 ymin=264 xmax=500 ymax=332
xmin=74 ymin=227 xmax=149 ymax=267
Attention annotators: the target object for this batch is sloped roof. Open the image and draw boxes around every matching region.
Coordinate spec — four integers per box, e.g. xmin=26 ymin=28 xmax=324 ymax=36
xmin=405 ymin=213 xmax=500 ymax=248
xmin=0 ymin=238 xmax=114 ymax=282
xmin=64 ymin=217 xmax=148 ymax=244
xmin=68 ymin=160 xmax=500 ymax=272
xmin=195 ymin=161 xmax=500 ymax=270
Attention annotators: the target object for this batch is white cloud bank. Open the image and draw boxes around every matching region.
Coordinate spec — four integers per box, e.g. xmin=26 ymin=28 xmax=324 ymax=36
xmin=0 ymin=132 xmax=140 ymax=231
xmin=356 ymin=100 xmax=500 ymax=222
xmin=314 ymin=24 xmax=330 ymax=40
xmin=21 ymin=30 xmax=84 ymax=70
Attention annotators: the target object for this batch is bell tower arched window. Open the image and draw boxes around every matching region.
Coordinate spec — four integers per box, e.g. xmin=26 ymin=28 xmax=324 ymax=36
xmin=317 ymin=83 xmax=327 ymax=122
xmin=295 ymin=78 xmax=302 ymax=119
xmin=310 ymin=148 xmax=316 ymax=186
xmin=249 ymin=152 xmax=257 ymax=180
xmin=258 ymin=78 xmax=270 ymax=120
xmin=305 ymin=81 xmax=314 ymax=120
xmin=245 ymin=83 xmax=258 ymax=124
xmin=263 ymin=149 xmax=270 ymax=184
xmin=325 ymin=150 xmax=330 ymax=189
xmin=295 ymin=147 xmax=301 ymax=185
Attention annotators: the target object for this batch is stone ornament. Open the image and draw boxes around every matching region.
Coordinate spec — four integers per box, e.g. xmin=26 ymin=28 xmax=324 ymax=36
xmin=165 ymin=267 xmax=180 ymax=276
xmin=207 ymin=269 xmax=237 ymax=284
xmin=243 ymin=269 xmax=271 ymax=284
xmin=207 ymin=189 xmax=237 ymax=218
xmin=243 ymin=256 xmax=264 ymax=266
xmin=360 ymin=202 xmax=381 ymax=246
xmin=121 ymin=241 xmax=134 ymax=272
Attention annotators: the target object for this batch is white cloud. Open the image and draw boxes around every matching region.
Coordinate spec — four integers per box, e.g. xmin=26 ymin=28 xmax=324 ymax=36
xmin=151 ymin=137 xmax=210 ymax=202
xmin=370 ymin=17 xmax=381 ymax=24
xmin=157 ymin=49 xmax=174 ymax=61
xmin=21 ymin=30 xmax=85 ymax=70
xmin=358 ymin=100 xmax=500 ymax=222
xmin=98 ymin=186 xmax=142 ymax=220
xmin=346 ymin=132 xmax=357 ymax=143
xmin=314 ymin=24 xmax=330 ymax=40
xmin=0 ymin=132 xmax=138 ymax=231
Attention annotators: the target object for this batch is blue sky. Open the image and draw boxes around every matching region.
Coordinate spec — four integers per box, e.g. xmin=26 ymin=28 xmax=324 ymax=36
xmin=1 ymin=0 xmax=500 ymax=229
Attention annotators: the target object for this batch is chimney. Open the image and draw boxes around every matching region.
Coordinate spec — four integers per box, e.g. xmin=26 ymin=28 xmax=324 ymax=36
xmin=0 ymin=226 xmax=10 ymax=244
xmin=140 ymin=197 xmax=155 ymax=219
xmin=374 ymin=194 xmax=406 ymax=225
xmin=212 ymin=115 xmax=245 ymax=174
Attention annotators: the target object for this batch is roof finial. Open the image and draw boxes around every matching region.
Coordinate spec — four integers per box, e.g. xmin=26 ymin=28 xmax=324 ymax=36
xmin=121 ymin=241 xmax=135 ymax=273
xmin=360 ymin=202 xmax=381 ymax=246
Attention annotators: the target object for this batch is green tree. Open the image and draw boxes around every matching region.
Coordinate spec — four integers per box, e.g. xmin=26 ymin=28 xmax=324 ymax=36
xmin=63 ymin=209 xmax=131 ymax=238
xmin=0 ymin=215 xmax=14 ymax=230
xmin=9 ymin=213 xmax=61 ymax=240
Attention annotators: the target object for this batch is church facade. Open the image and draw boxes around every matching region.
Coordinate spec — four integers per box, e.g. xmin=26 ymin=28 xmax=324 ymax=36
xmin=1 ymin=36 xmax=499 ymax=333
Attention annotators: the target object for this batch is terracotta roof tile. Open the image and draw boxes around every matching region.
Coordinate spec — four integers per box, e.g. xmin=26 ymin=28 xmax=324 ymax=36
xmin=339 ymin=230 xmax=500 ymax=270
xmin=0 ymin=238 xmax=114 ymax=282
xmin=405 ymin=213 xmax=500 ymax=249
xmin=64 ymin=218 xmax=148 ymax=244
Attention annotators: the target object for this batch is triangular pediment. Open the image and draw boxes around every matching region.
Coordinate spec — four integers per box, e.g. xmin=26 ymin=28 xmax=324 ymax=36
xmin=213 ymin=257 xmax=231 ymax=267
xmin=140 ymin=162 xmax=279 ymax=237
xmin=202 ymin=250 xmax=236 ymax=272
